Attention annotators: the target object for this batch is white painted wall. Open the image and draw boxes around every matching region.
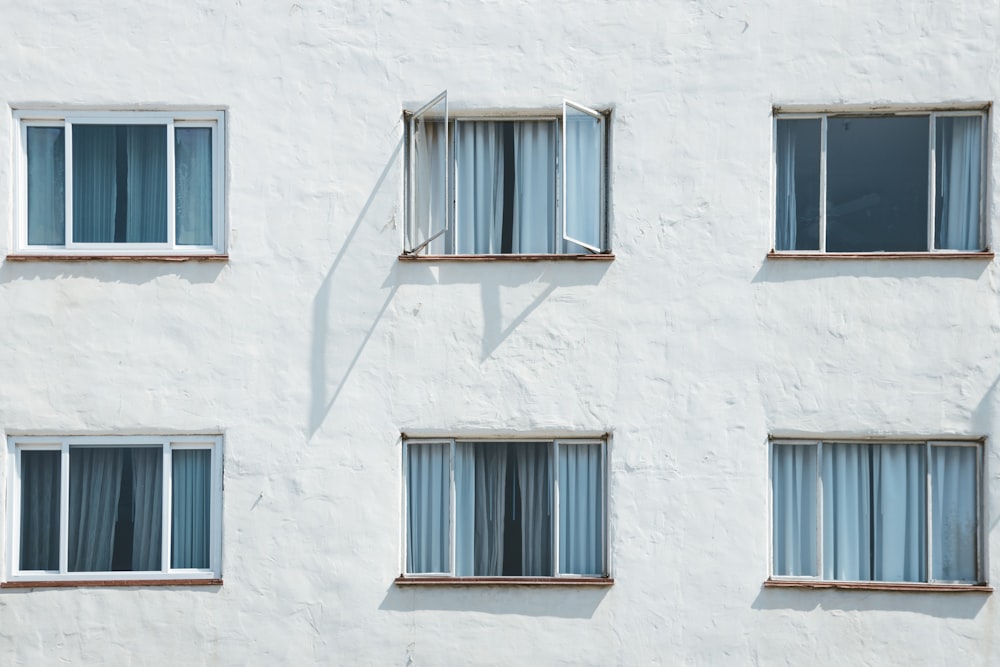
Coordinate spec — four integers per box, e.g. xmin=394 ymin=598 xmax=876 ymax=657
xmin=0 ymin=0 xmax=999 ymax=663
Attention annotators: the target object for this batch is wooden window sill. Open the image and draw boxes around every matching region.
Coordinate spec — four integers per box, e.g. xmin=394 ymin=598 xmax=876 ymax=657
xmin=2 ymin=578 xmax=223 ymax=589
xmin=6 ymin=254 xmax=229 ymax=262
xmin=395 ymin=576 xmax=613 ymax=587
xmin=398 ymin=253 xmax=614 ymax=262
xmin=767 ymin=251 xmax=994 ymax=260
xmin=764 ymin=579 xmax=991 ymax=593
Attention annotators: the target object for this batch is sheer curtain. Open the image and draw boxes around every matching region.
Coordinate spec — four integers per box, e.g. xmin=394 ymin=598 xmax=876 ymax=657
xmin=564 ymin=107 xmax=601 ymax=252
xmin=771 ymin=444 xmax=816 ymax=577
xmin=456 ymin=122 xmax=504 ymax=253
xmin=411 ymin=113 xmax=447 ymax=253
xmin=558 ymin=443 xmax=603 ymax=575
xmin=131 ymin=448 xmax=163 ymax=571
xmin=775 ymin=122 xmax=798 ymax=250
xmin=470 ymin=444 xmax=508 ymax=575
xmin=26 ymin=127 xmax=66 ymax=245
xmin=931 ymin=446 xmax=978 ymax=581
xmin=73 ymin=126 xmax=118 ymax=243
xmin=175 ymin=127 xmax=214 ymax=245
xmin=936 ymin=116 xmax=982 ymax=250
xmin=513 ymin=123 xmax=557 ymax=253
xmin=172 ymin=449 xmax=212 ymax=569
xmin=68 ymin=448 xmax=125 ymax=572
xmin=515 ymin=443 xmax=552 ymax=575
xmin=19 ymin=451 xmax=61 ymax=570
xmin=406 ymin=443 xmax=449 ymax=573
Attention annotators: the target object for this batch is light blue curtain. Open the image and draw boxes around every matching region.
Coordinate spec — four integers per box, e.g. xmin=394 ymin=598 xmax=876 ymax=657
xmin=73 ymin=125 xmax=167 ymax=243
xmin=936 ymin=116 xmax=982 ymax=250
xmin=406 ymin=443 xmax=449 ymax=573
xmin=171 ymin=449 xmax=212 ymax=569
xmin=131 ymin=448 xmax=163 ymax=571
xmin=175 ymin=127 xmax=213 ymax=246
xmin=456 ymin=122 xmax=504 ymax=253
xmin=68 ymin=447 xmax=124 ymax=572
xmin=822 ymin=444 xmax=872 ymax=580
xmin=469 ymin=443 xmax=508 ymax=576
xmin=563 ymin=107 xmax=601 ymax=252
xmin=558 ymin=443 xmax=602 ymax=575
xmin=775 ymin=121 xmax=798 ymax=250
xmin=516 ymin=443 xmax=552 ymax=575
xmin=26 ymin=127 xmax=66 ymax=245
xmin=931 ymin=446 xmax=978 ymax=581
xmin=411 ymin=102 xmax=447 ymax=254
xmin=454 ymin=443 xmax=474 ymax=575
xmin=771 ymin=444 xmax=817 ymax=576
xmin=514 ymin=122 xmax=557 ymax=253
xmin=19 ymin=451 xmax=61 ymax=571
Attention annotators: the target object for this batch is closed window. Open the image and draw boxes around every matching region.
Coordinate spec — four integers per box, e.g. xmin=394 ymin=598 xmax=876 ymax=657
xmin=15 ymin=110 xmax=225 ymax=256
xmin=771 ymin=439 xmax=983 ymax=584
xmin=774 ymin=109 xmax=986 ymax=253
xmin=404 ymin=438 xmax=608 ymax=578
xmin=405 ymin=92 xmax=608 ymax=256
xmin=9 ymin=435 xmax=222 ymax=582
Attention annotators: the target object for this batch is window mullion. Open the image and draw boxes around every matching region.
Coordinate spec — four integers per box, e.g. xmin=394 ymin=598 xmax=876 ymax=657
xmin=928 ymin=114 xmax=937 ymax=251
xmin=162 ymin=443 xmax=172 ymax=573
xmin=818 ymin=116 xmax=827 ymax=253
xmin=59 ymin=442 xmax=70 ymax=574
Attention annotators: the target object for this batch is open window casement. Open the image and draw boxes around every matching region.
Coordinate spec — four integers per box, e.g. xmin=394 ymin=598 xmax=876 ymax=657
xmin=406 ymin=91 xmax=448 ymax=255
xmin=562 ymin=100 xmax=605 ymax=253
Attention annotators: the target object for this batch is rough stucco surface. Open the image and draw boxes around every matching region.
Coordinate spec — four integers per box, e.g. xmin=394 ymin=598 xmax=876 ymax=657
xmin=0 ymin=0 xmax=999 ymax=663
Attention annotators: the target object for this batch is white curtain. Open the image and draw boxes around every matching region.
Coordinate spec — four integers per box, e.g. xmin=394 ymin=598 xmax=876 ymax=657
xmin=513 ymin=123 xmax=557 ymax=253
xmin=406 ymin=443 xmax=449 ymax=573
xmin=171 ymin=449 xmax=212 ymax=569
xmin=563 ymin=108 xmax=601 ymax=252
xmin=19 ymin=451 xmax=61 ymax=571
xmin=558 ymin=443 xmax=603 ymax=575
xmin=411 ymin=110 xmax=447 ymax=253
xmin=775 ymin=121 xmax=798 ymax=251
xmin=937 ymin=116 xmax=981 ymax=250
xmin=26 ymin=127 xmax=66 ymax=245
xmin=456 ymin=122 xmax=504 ymax=253
xmin=931 ymin=446 xmax=978 ymax=581
xmin=68 ymin=448 xmax=125 ymax=572
xmin=516 ymin=443 xmax=552 ymax=575
xmin=771 ymin=444 xmax=816 ymax=577
xmin=175 ymin=127 xmax=214 ymax=246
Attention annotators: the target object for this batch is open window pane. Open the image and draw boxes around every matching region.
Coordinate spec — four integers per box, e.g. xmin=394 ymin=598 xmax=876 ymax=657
xmin=771 ymin=444 xmax=817 ymax=577
xmin=826 ymin=116 xmax=928 ymax=252
xmin=563 ymin=101 xmax=603 ymax=253
xmin=175 ymin=127 xmax=214 ymax=246
xmin=774 ymin=119 xmax=820 ymax=251
xmin=172 ymin=449 xmax=212 ymax=569
xmin=408 ymin=92 xmax=448 ymax=254
xmin=72 ymin=125 xmax=168 ymax=244
xmin=407 ymin=442 xmax=450 ymax=573
xmin=26 ymin=127 xmax=66 ymax=246
xmin=20 ymin=451 xmax=61 ymax=571
xmin=931 ymin=446 xmax=978 ymax=582
xmin=935 ymin=116 xmax=982 ymax=251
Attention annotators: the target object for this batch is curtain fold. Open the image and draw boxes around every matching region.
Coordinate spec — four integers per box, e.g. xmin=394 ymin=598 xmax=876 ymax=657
xmin=68 ymin=447 xmax=124 ymax=572
xmin=131 ymin=448 xmax=163 ymax=571
xmin=513 ymin=122 xmax=557 ymax=253
xmin=472 ymin=444 xmax=508 ymax=576
xmin=406 ymin=443 xmax=450 ymax=573
xmin=456 ymin=122 xmax=504 ymax=253
xmin=73 ymin=126 xmax=118 ymax=243
xmin=931 ymin=446 xmax=978 ymax=581
xmin=175 ymin=127 xmax=214 ymax=246
xmin=171 ymin=449 xmax=212 ymax=569
xmin=872 ymin=445 xmax=925 ymax=582
xmin=775 ymin=121 xmax=798 ymax=250
xmin=26 ymin=127 xmax=66 ymax=245
xmin=19 ymin=451 xmax=61 ymax=571
xmin=515 ymin=443 xmax=552 ymax=576
xmin=771 ymin=444 xmax=817 ymax=577
xmin=822 ymin=444 xmax=872 ymax=580
xmin=125 ymin=126 xmax=168 ymax=242
xmin=412 ymin=112 xmax=447 ymax=253
xmin=558 ymin=443 xmax=602 ymax=575
xmin=936 ymin=116 xmax=982 ymax=250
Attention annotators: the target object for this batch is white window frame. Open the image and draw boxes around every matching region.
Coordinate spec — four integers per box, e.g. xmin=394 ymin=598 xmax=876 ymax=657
xmin=768 ymin=436 xmax=986 ymax=586
xmin=13 ymin=109 xmax=227 ymax=257
xmin=6 ymin=434 xmax=223 ymax=583
xmin=403 ymin=92 xmax=611 ymax=257
xmin=771 ymin=105 xmax=989 ymax=255
xmin=400 ymin=436 xmax=610 ymax=579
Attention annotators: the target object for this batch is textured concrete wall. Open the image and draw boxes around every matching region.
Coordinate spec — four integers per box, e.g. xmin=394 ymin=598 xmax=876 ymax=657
xmin=1 ymin=0 xmax=999 ymax=663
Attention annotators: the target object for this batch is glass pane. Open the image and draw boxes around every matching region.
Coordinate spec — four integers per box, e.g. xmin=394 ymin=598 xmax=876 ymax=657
xmin=931 ymin=446 xmax=978 ymax=581
xmin=771 ymin=444 xmax=817 ymax=576
xmin=172 ymin=449 xmax=212 ymax=569
xmin=407 ymin=443 xmax=450 ymax=573
xmin=935 ymin=116 xmax=982 ymax=250
xmin=73 ymin=125 xmax=167 ymax=243
xmin=20 ymin=450 xmax=61 ymax=571
xmin=410 ymin=94 xmax=447 ymax=253
xmin=774 ymin=119 xmax=820 ymax=250
xmin=564 ymin=105 xmax=602 ymax=252
xmin=559 ymin=443 xmax=603 ymax=575
xmin=826 ymin=116 xmax=929 ymax=252
xmin=26 ymin=127 xmax=66 ymax=245
xmin=175 ymin=127 xmax=213 ymax=246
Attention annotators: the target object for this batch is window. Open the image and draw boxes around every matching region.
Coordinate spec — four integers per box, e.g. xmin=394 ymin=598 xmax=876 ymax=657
xmin=404 ymin=92 xmax=609 ymax=256
xmin=7 ymin=435 xmax=222 ymax=582
xmin=774 ymin=108 xmax=987 ymax=254
xmin=403 ymin=437 xmax=608 ymax=578
xmin=14 ymin=110 xmax=225 ymax=256
xmin=770 ymin=438 xmax=983 ymax=585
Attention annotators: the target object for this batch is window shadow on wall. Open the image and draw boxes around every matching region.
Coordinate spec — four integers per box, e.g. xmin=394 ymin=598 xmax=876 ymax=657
xmin=752 ymin=258 xmax=989 ymax=284
xmin=0 ymin=259 xmax=226 ymax=286
xmin=378 ymin=582 xmax=610 ymax=618
xmin=750 ymin=585 xmax=988 ymax=617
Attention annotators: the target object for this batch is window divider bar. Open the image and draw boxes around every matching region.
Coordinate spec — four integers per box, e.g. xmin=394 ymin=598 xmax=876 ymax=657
xmin=818 ymin=116 xmax=827 ymax=253
xmin=59 ymin=443 xmax=70 ymax=574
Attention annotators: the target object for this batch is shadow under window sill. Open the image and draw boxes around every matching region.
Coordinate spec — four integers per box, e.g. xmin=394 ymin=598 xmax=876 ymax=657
xmin=398 ymin=253 xmax=615 ymax=262
xmin=764 ymin=578 xmax=991 ymax=593
xmin=767 ymin=250 xmax=994 ymax=260
xmin=6 ymin=254 xmax=229 ymax=263
xmin=395 ymin=576 xmax=613 ymax=587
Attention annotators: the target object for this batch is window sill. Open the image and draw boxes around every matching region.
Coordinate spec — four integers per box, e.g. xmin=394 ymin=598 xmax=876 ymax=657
xmin=6 ymin=254 xmax=228 ymax=262
xmin=398 ymin=253 xmax=615 ymax=262
xmin=1 ymin=578 xmax=223 ymax=589
xmin=764 ymin=579 xmax=991 ymax=593
xmin=395 ymin=576 xmax=613 ymax=587
xmin=767 ymin=251 xmax=994 ymax=260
